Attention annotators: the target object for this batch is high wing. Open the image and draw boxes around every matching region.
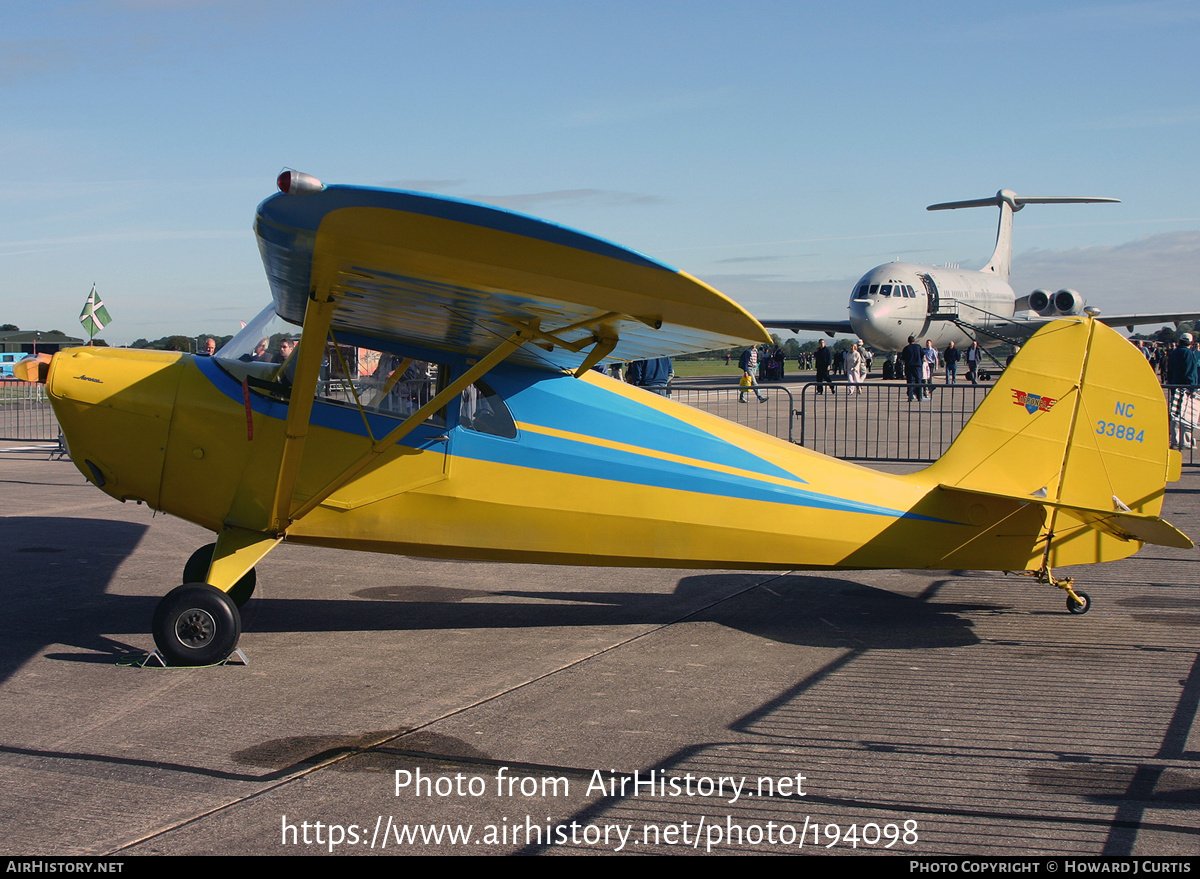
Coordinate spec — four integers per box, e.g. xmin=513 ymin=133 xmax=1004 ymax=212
xmin=760 ymin=319 xmax=854 ymax=336
xmin=255 ymin=183 xmax=771 ymax=371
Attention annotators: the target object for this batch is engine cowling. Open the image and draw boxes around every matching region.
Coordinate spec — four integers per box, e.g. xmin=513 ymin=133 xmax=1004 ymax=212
xmin=1027 ymin=289 xmax=1054 ymax=316
xmin=1053 ymin=288 xmax=1085 ymax=315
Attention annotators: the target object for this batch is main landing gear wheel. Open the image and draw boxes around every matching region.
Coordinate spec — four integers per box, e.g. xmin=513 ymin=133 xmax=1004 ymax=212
xmin=183 ymin=543 xmax=257 ymax=607
xmin=152 ymin=583 xmax=242 ymax=666
xmin=1066 ymin=591 xmax=1092 ymax=615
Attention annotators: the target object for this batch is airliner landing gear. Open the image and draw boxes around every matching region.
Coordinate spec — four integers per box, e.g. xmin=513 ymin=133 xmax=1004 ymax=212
xmin=152 ymin=583 xmax=242 ymax=666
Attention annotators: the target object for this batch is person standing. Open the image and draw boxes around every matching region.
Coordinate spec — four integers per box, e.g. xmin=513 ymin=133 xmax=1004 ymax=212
xmin=814 ymin=339 xmax=835 ymax=395
xmin=943 ymin=341 xmax=960 ymax=384
xmin=965 ymin=341 xmax=982 ymax=384
xmin=901 ymin=335 xmax=924 ymax=402
xmin=738 ymin=346 xmax=767 ymax=403
xmin=922 ymin=339 xmax=938 ymax=399
xmin=627 ymin=357 xmax=674 ymax=397
xmin=845 ymin=343 xmax=865 ymax=395
xmin=1167 ymin=334 xmax=1199 ymax=449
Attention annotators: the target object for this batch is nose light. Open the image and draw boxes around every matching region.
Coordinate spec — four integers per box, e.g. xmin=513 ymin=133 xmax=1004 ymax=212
xmin=277 ymin=170 xmax=325 ymax=195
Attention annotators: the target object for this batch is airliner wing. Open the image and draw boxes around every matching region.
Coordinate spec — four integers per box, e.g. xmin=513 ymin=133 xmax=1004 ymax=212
xmin=760 ymin=319 xmax=854 ymax=336
xmin=993 ymin=312 xmax=1200 ymax=340
xmin=1095 ymin=312 xmax=1200 ymax=332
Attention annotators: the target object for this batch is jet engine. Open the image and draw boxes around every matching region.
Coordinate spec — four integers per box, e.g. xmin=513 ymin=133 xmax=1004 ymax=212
xmin=1027 ymin=289 xmax=1055 ymax=316
xmin=1053 ymin=289 xmax=1085 ymax=315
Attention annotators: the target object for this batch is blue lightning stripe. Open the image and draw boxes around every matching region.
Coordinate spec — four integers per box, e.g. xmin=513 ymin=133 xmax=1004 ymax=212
xmin=451 ymin=426 xmax=947 ymax=521
xmin=195 ymin=357 xmax=951 ymax=522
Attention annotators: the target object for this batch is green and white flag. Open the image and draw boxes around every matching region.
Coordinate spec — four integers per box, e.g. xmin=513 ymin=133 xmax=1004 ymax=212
xmin=79 ymin=284 xmax=112 ymax=340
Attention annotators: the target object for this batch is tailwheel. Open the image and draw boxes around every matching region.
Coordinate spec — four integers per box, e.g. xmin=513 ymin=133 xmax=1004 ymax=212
xmin=183 ymin=542 xmax=257 ymax=607
xmin=1009 ymin=565 xmax=1095 ymax=615
xmin=152 ymin=583 xmax=242 ymax=666
xmin=1042 ymin=571 xmax=1093 ymax=615
xmin=1066 ymin=591 xmax=1091 ymax=615
xmin=1050 ymin=576 xmax=1092 ymax=615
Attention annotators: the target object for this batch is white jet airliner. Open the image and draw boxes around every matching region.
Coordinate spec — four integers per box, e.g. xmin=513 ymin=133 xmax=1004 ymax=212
xmin=763 ymin=189 xmax=1200 ymax=351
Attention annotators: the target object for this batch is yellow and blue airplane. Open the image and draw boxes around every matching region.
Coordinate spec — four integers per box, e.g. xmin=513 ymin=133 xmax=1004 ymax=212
xmin=19 ymin=172 xmax=1192 ymax=665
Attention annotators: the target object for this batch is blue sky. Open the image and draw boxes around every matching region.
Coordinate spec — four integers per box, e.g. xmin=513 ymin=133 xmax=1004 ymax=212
xmin=3 ymin=0 xmax=1198 ymax=344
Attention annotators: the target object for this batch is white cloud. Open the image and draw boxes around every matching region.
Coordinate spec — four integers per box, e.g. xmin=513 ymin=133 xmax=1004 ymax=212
xmin=1011 ymin=231 xmax=1200 ymax=313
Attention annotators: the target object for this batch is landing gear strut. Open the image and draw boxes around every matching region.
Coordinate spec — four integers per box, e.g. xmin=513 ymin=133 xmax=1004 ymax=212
xmin=182 ymin=542 xmax=257 ymax=607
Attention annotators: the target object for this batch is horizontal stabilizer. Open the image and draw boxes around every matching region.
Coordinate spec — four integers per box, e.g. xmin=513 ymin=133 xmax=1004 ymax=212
xmin=1054 ymin=505 xmax=1193 ymax=548
xmin=928 ymin=192 xmax=1120 ymax=212
xmin=938 ymin=484 xmax=1193 ymax=549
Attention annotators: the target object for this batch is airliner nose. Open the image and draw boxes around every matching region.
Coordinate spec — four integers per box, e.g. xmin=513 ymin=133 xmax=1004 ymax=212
xmin=849 ymin=294 xmax=892 ymax=349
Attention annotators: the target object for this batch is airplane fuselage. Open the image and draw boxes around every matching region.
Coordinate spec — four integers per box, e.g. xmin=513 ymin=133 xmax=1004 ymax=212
xmin=759 ymin=190 xmax=1178 ymax=354
xmin=45 ymin=331 xmax=1152 ymax=578
xmin=849 ymin=262 xmax=1015 ymax=352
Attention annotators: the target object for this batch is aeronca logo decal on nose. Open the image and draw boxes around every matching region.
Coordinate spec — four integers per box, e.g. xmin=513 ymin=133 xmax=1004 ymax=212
xmin=1011 ymin=389 xmax=1057 ymax=414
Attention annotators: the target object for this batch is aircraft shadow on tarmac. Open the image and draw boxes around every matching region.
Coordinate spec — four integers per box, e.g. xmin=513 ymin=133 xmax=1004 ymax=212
xmin=511 ymin=607 xmax=1200 ymax=857
xmin=3 ymin=511 xmax=1196 ymax=855
xmin=0 ymin=516 xmax=149 ymax=683
xmin=2 ymin=508 xmax=994 ymax=683
xmin=32 ymin=572 xmax=988 ymax=667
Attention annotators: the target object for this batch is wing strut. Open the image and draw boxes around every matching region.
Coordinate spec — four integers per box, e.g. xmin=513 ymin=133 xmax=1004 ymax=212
xmin=574 ymin=332 xmax=619 ymax=376
xmin=288 ymin=325 xmax=537 ymax=523
xmin=268 ymin=290 xmax=337 ymax=533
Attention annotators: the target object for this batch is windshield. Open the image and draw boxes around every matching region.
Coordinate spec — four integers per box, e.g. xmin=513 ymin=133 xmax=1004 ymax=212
xmin=213 ymin=304 xmax=301 ymax=385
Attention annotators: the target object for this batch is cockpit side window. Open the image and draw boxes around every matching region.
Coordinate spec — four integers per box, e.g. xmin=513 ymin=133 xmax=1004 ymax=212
xmin=319 ymin=345 xmax=447 ymax=427
xmin=459 ymin=380 xmax=517 ymax=438
xmin=870 ymin=284 xmax=882 ymax=296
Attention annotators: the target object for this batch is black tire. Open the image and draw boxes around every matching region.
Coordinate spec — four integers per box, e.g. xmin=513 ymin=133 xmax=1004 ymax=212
xmin=1066 ymin=591 xmax=1091 ymax=615
xmin=183 ymin=543 xmax=257 ymax=607
xmin=152 ymin=583 xmax=242 ymax=666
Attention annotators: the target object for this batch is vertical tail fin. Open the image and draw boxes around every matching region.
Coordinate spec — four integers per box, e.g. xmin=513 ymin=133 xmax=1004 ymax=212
xmin=926 ymin=190 xmax=1120 ymax=284
xmin=923 ymin=316 xmax=1190 ymax=554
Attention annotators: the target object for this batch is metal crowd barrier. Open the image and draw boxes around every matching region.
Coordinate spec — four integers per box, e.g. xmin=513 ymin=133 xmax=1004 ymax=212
xmin=677 ymin=377 xmax=1200 ymax=466
xmin=674 ymin=378 xmax=989 ymax=462
xmin=1163 ymin=384 xmax=1198 ymax=466
xmin=669 ymin=384 xmax=797 ymax=443
xmin=5 ymin=368 xmax=1194 ymax=468
xmin=796 ymin=380 xmax=993 ymax=462
xmin=0 ymin=381 xmax=58 ymax=442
